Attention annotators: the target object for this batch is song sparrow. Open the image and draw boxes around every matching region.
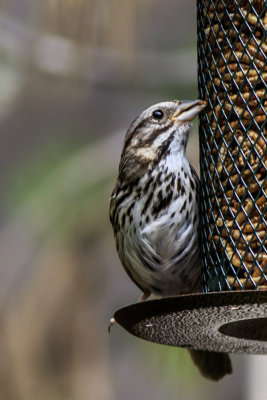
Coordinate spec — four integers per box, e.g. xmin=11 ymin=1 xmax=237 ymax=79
xmin=110 ymin=100 xmax=232 ymax=380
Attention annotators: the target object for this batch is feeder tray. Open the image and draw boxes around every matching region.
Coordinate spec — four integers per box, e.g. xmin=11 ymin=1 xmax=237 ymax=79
xmin=114 ymin=291 xmax=267 ymax=354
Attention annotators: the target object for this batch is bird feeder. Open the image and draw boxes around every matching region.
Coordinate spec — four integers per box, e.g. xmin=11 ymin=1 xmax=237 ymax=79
xmin=198 ymin=0 xmax=267 ymax=292
xmin=113 ymin=0 xmax=267 ymax=355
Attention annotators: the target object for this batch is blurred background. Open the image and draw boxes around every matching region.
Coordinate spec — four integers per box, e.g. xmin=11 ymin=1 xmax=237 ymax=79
xmin=0 ymin=0 xmax=265 ymax=399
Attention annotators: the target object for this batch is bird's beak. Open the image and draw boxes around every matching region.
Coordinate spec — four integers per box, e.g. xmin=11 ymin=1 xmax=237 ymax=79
xmin=171 ymin=100 xmax=207 ymax=122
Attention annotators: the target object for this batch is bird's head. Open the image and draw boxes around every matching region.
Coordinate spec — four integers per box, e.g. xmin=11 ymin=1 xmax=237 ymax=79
xmin=118 ymin=100 xmax=206 ymax=181
xmin=122 ymin=100 xmax=207 ymax=163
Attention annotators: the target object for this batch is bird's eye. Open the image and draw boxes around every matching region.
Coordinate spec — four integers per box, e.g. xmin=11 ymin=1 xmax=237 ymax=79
xmin=152 ymin=109 xmax=164 ymax=120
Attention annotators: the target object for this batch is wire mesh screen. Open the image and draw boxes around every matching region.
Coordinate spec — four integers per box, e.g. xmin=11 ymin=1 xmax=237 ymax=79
xmin=197 ymin=0 xmax=267 ymax=291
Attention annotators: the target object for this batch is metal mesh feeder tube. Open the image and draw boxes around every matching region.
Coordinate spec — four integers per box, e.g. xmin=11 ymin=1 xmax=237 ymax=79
xmin=198 ymin=0 xmax=267 ymax=291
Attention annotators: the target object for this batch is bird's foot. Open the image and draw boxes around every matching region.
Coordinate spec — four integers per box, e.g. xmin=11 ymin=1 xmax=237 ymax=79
xmin=109 ymin=291 xmax=150 ymax=333
xmin=108 ymin=317 xmax=116 ymax=333
xmin=138 ymin=291 xmax=151 ymax=302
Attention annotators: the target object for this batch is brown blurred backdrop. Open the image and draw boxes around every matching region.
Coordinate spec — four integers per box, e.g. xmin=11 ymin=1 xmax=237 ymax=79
xmin=0 ymin=1 xmax=264 ymax=399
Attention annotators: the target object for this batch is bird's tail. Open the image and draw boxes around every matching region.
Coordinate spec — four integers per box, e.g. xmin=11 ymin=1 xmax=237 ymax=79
xmin=188 ymin=349 xmax=232 ymax=381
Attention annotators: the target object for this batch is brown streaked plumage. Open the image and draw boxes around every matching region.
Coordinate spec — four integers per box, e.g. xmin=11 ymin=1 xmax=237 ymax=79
xmin=110 ymin=100 xmax=232 ymax=381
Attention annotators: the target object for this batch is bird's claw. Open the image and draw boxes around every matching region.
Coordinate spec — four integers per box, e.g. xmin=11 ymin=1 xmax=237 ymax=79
xmin=108 ymin=317 xmax=116 ymax=333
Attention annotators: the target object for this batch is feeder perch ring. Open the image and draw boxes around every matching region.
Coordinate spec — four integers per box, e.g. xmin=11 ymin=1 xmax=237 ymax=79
xmin=114 ymin=291 xmax=267 ymax=354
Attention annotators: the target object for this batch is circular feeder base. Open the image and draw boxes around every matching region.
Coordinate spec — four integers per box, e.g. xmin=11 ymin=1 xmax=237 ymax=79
xmin=114 ymin=291 xmax=267 ymax=354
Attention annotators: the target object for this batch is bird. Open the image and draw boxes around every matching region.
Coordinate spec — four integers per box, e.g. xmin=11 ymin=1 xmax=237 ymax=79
xmin=109 ymin=100 xmax=232 ymax=381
